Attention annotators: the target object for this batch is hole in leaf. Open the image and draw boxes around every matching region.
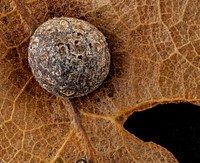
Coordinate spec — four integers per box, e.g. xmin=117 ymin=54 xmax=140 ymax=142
xmin=124 ymin=103 xmax=200 ymax=163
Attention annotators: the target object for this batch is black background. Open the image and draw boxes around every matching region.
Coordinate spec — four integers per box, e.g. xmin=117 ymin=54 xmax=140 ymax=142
xmin=124 ymin=103 xmax=200 ymax=163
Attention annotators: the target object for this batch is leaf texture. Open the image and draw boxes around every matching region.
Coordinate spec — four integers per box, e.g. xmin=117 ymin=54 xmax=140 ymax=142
xmin=0 ymin=0 xmax=199 ymax=162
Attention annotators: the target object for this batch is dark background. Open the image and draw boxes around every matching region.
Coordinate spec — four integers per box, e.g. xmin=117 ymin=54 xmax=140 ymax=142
xmin=124 ymin=103 xmax=200 ymax=163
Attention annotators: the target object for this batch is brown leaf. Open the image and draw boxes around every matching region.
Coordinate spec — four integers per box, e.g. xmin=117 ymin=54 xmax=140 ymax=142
xmin=0 ymin=0 xmax=199 ymax=162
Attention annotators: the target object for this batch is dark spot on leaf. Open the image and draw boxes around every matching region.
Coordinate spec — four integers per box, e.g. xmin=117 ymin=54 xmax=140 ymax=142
xmin=22 ymin=58 xmax=31 ymax=72
xmin=107 ymin=92 xmax=114 ymax=97
xmin=95 ymin=98 xmax=100 ymax=102
xmin=1 ymin=17 xmax=8 ymax=24
xmin=55 ymin=157 xmax=64 ymax=163
xmin=77 ymin=33 xmax=83 ymax=36
xmin=115 ymin=115 xmax=124 ymax=123
xmin=104 ymin=83 xmax=115 ymax=97
xmin=4 ymin=48 xmax=19 ymax=66
xmin=47 ymin=11 xmax=56 ymax=19
xmin=76 ymin=159 xmax=87 ymax=163
xmin=8 ymin=69 xmax=28 ymax=88
xmin=78 ymin=55 xmax=83 ymax=59
xmin=79 ymin=16 xmax=86 ymax=20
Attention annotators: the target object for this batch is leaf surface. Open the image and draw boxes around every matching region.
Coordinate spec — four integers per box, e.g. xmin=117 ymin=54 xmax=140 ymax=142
xmin=0 ymin=0 xmax=199 ymax=162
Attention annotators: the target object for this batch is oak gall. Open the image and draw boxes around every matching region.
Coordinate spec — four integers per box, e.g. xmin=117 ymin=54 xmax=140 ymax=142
xmin=28 ymin=17 xmax=110 ymax=98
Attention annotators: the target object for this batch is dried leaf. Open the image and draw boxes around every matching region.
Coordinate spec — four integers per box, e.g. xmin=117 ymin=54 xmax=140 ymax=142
xmin=0 ymin=0 xmax=199 ymax=162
